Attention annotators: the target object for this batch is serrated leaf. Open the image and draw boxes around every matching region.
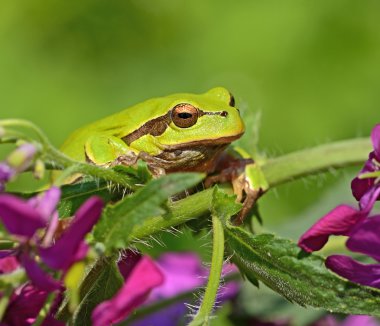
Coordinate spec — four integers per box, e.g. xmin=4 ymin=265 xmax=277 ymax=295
xmin=94 ymin=173 xmax=204 ymax=251
xmin=72 ymin=258 xmax=124 ymax=326
xmin=57 ymin=181 xmax=124 ymax=218
xmin=211 ymin=187 xmax=242 ymax=224
xmin=225 ymin=226 xmax=380 ymax=316
xmin=111 ymin=160 xmax=152 ymax=185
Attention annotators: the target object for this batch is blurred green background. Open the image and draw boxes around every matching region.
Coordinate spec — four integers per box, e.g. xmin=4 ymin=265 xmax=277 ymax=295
xmin=0 ymin=0 xmax=380 ymax=232
xmin=1 ymin=1 xmax=379 ymax=323
xmin=2 ymin=0 xmax=379 ymax=223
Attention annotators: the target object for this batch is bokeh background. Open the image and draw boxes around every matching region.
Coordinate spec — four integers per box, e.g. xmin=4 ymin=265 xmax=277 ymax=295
xmin=1 ymin=1 xmax=379 ymax=324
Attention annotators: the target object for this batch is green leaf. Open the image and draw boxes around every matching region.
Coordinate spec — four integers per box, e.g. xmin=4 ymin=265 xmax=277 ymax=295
xmin=71 ymin=257 xmax=124 ymax=326
xmin=94 ymin=173 xmax=204 ymax=251
xmin=58 ymin=181 xmax=125 ymax=218
xmin=211 ymin=186 xmax=241 ymax=225
xmin=225 ymin=226 xmax=380 ymax=316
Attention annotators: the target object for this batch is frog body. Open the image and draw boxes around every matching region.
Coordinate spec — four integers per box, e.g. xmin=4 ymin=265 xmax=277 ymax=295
xmin=61 ymin=87 xmax=244 ymax=175
xmin=59 ymin=87 xmax=267 ymax=223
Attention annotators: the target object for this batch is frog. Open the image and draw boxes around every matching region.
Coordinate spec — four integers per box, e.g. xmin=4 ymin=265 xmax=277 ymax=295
xmin=59 ymin=87 xmax=268 ymax=223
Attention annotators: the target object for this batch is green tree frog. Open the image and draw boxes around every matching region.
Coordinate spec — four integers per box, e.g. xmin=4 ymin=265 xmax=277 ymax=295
xmin=60 ymin=87 xmax=267 ymax=222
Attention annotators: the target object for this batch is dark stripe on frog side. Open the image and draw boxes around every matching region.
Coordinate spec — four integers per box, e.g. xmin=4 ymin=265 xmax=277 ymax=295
xmin=123 ymin=112 xmax=172 ymax=145
xmin=122 ymin=109 xmax=229 ymax=146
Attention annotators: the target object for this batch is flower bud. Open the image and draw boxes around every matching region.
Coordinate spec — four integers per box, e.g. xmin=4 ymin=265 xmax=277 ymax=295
xmin=0 ymin=163 xmax=15 ymax=192
xmin=7 ymin=143 xmax=37 ymax=172
xmin=33 ymin=159 xmax=45 ymax=180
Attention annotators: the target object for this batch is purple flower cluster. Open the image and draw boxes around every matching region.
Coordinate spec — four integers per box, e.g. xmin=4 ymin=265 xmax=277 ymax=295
xmin=299 ymin=124 xmax=380 ymax=289
xmin=0 ymin=186 xmax=239 ymax=326
xmin=0 ymin=187 xmax=103 ymax=325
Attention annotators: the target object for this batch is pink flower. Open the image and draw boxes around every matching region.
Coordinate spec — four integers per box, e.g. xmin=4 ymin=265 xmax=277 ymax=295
xmin=92 ymin=256 xmax=164 ymax=326
xmin=298 ymin=124 xmax=380 ymax=289
xmin=351 ymin=124 xmax=380 ymax=205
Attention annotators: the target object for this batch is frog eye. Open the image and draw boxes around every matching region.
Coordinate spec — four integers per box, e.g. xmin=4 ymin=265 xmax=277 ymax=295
xmin=171 ymin=103 xmax=199 ymax=128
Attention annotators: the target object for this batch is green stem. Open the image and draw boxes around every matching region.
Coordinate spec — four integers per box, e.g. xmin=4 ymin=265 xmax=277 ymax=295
xmin=261 ymin=138 xmax=371 ymax=187
xmin=0 ymin=285 xmax=13 ymax=321
xmin=32 ymin=292 xmax=57 ymax=326
xmin=0 ymin=119 xmax=137 ymax=189
xmin=130 ymin=188 xmax=213 ymax=240
xmin=188 ymin=214 xmax=225 ymax=326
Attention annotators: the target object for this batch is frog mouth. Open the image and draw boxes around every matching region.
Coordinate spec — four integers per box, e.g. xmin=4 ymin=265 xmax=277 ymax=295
xmin=162 ymin=132 xmax=244 ymax=150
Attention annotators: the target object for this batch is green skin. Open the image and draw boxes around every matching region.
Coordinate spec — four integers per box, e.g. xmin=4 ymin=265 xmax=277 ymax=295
xmin=61 ymin=87 xmax=244 ymax=173
xmin=60 ymin=87 xmax=267 ymax=221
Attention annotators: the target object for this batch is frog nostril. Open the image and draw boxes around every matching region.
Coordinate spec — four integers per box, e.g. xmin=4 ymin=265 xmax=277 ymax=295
xmin=221 ymin=111 xmax=228 ymax=117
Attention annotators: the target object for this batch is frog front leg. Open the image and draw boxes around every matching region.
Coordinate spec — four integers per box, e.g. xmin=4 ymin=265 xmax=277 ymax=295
xmin=85 ymin=134 xmax=138 ymax=167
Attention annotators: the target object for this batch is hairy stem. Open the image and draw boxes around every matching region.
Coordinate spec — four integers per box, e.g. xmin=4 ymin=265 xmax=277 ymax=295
xmin=262 ymin=138 xmax=371 ymax=187
xmin=188 ymin=214 xmax=225 ymax=326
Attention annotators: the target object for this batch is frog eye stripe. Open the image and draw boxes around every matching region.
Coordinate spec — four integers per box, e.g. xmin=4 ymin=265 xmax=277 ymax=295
xmin=122 ymin=106 xmax=230 ymax=146
xmin=123 ymin=113 xmax=171 ymax=145
xmin=200 ymin=110 xmax=228 ymax=117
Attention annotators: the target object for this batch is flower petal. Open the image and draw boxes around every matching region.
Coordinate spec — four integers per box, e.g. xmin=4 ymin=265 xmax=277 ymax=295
xmin=371 ymin=124 xmax=380 ymax=158
xmin=342 ymin=315 xmax=380 ymax=326
xmin=351 ymin=152 xmax=377 ymax=202
xmin=0 ymin=256 xmax=19 ymax=274
xmin=150 ymin=252 xmax=206 ymax=299
xmin=28 ymin=187 xmax=61 ymax=222
xmin=129 ymin=254 xmax=239 ymax=326
xmin=2 ymin=283 xmax=48 ymax=326
xmin=2 ymin=283 xmax=64 ymax=326
xmin=0 ymin=194 xmax=46 ymax=237
xmin=346 ymin=215 xmax=380 ymax=262
xmin=118 ymin=250 xmax=142 ymax=280
xmin=298 ymin=205 xmax=366 ymax=252
xmin=0 ymin=163 xmax=15 ymax=192
xmin=326 ymin=255 xmax=380 ymax=289
xmin=359 ymin=183 xmax=380 ymax=212
xmin=39 ymin=196 xmax=103 ymax=270
xmin=6 ymin=143 xmax=37 ymax=172
xmin=91 ymin=256 xmax=164 ymax=326
xmin=20 ymin=252 xmax=61 ymax=291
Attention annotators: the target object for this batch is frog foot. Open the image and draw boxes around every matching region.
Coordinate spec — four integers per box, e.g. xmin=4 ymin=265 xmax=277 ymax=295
xmin=110 ymin=152 xmax=139 ymax=167
xmin=233 ymin=173 xmax=263 ymax=225
xmin=205 ymin=160 xmax=268 ymax=225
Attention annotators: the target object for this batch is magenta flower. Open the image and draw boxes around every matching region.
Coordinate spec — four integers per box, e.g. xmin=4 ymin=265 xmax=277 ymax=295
xmin=128 ymin=253 xmax=239 ymax=326
xmin=0 ymin=283 xmax=64 ymax=326
xmin=0 ymin=187 xmax=103 ymax=290
xmin=298 ymin=186 xmax=380 ymax=253
xmin=92 ymin=255 xmax=164 ymax=326
xmin=298 ymin=124 xmax=380 ymax=289
xmin=315 ymin=315 xmax=380 ymax=326
xmin=299 ymin=185 xmax=380 ymax=288
xmin=351 ymin=124 xmax=380 ymax=205
xmin=92 ymin=252 xmax=239 ymax=326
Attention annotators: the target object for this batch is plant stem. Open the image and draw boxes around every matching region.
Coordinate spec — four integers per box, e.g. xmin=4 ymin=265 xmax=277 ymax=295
xmin=32 ymin=292 xmax=57 ymax=326
xmin=0 ymin=119 xmax=138 ymax=189
xmin=130 ymin=188 xmax=213 ymax=240
xmin=188 ymin=214 xmax=225 ymax=326
xmin=0 ymin=285 xmax=12 ymax=321
xmin=261 ymin=138 xmax=371 ymax=187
